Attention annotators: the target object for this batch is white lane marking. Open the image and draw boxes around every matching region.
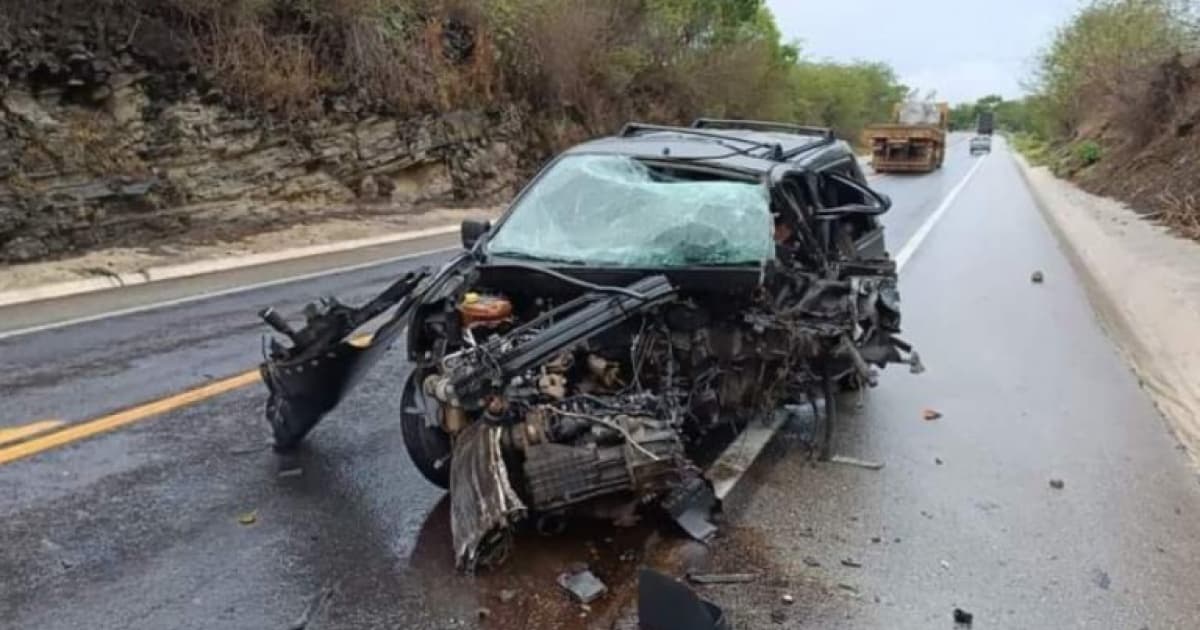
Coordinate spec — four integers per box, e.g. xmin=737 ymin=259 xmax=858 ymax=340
xmin=709 ymin=151 xmax=987 ymax=499
xmin=0 ymin=247 xmax=454 ymax=341
xmin=895 ymin=153 xmax=988 ymax=271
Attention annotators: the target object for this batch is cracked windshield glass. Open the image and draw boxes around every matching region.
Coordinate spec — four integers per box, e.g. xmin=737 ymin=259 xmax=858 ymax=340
xmin=485 ymin=155 xmax=773 ymax=266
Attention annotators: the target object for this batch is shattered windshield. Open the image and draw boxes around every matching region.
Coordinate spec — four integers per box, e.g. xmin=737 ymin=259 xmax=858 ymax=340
xmin=485 ymin=154 xmax=773 ymax=267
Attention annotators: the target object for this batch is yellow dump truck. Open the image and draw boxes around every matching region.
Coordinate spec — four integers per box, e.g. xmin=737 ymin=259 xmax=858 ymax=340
xmin=864 ymin=101 xmax=949 ymax=173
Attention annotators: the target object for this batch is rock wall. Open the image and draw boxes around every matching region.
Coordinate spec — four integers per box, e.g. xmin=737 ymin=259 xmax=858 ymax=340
xmin=0 ymin=5 xmax=529 ymax=264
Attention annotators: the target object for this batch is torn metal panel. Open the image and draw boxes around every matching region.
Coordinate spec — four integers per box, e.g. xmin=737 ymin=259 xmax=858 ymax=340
xmin=450 ymin=422 xmax=525 ymax=572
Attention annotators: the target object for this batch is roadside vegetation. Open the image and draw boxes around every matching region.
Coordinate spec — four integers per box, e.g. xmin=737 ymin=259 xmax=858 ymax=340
xmin=998 ymin=0 xmax=1200 ymax=239
xmin=100 ymin=0 xmax=905 ymax=146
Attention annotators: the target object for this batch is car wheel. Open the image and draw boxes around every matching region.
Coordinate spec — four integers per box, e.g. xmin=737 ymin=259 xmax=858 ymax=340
xmin=400 ymin=370 xmax=452 ymax=489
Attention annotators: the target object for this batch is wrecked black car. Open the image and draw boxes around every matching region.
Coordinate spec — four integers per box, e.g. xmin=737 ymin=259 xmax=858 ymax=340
xmin=256 ymin=119 xmax=920 ymax=571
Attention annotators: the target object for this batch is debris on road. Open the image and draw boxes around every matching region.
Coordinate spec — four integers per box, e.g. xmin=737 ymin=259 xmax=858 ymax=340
xmin=781 ymin=593 xmax=795 ymax=605
xmin=829 ymin=455 xmax=885 ymax=470
xmin=497 ymin=588 xmax=517 ymax=604
xmin=870 ymin=536 xmax=882 ymax=544
xmin=1031 ymin=270 xmax=1045 ymax=283
xmin=922 ymin=408 xmax=942 ymax=421
xmin=288 ymin=585 xmax=335 ymax=630
xmin=935 ymin=457 xmax=944 ymax=465
xmin=953 ymin=607 xmax=974 ymax=625
xmin=476 ymin=607 xmax=492 ymax=620
xmin=841 ymin=558 xmax=862 ymax=568
xmin=237 ymin=510 xmax=257 ymax=525
xmin=940 ymin=560 xmax=951 ymax=570
xmin=663 ymin=477 xmax=720 ymax=542
xmin=803 ymin=556 xmax=821 ymax=567
xmin=1092 ymin=569 xmax=1112 ymax=590
xmin=686 ymin=572 xmax=757 ymax=585
xmin=1049 ymin=478 xmax=1065 ymax=490
xmin=638 ymin=569 xmax=729 ymax=630
xmin=558 ymin=566 xmax=608 ymax=604
xmin=770 ymin=609 xmax=787 ymax=623
xmin=228 ymin=443 xmax=270 ymax=455
xmin=278 ymin=467 xmax=303 ymax=479
xmin=837 ymin=583 xmax=859 ymax=594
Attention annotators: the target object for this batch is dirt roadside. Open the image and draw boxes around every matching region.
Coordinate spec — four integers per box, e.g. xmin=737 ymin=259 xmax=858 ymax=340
xmin=1015 ymin=153 xmax=1200 ymax=462
xmin=0 ymin=207 xmax=496 ymax=293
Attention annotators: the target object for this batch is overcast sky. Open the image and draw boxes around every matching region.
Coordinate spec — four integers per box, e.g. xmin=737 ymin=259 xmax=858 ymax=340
xmin=766 ymin=0 xmax=1084 ymax=103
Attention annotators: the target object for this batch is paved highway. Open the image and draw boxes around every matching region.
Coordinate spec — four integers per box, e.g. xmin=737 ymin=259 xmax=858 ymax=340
xmin=3 ymin=135 xmax=1196 ymax=629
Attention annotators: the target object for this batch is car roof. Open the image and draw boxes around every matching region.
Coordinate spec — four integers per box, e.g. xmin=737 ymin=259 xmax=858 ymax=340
xmin=563 ymin=124 xmax=856 ymax=175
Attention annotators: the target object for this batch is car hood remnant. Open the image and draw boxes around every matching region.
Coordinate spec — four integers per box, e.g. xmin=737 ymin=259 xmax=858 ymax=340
xmin=256 ymin=120 xmax=920 ymax=571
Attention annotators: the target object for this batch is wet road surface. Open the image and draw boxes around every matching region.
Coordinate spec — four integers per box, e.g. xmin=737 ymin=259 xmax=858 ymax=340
xmin=4 ymin=135 xmax=1198 ymax=629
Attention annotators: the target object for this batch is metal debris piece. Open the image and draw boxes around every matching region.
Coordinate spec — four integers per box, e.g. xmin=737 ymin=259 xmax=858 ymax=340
xmin=451 ymin=423 xmax=526 ymax=572
xmin=278 ymin=467 xmax=303 ymax=478
xmin=837 ymin=583 xmax=859 ymax=593
xmin=953 ymin=607 xmax=974 ymax=625
xmin=940 ymin=560 xmax=951 ymax=570
xmin=802 ymin=556 xmax=821 ymax=568
xmin=781 ymin=594 xmax=795 ymax=605
xmin=829 ymin=455 xmax=885 ymax=470
xmin=477 ymin=607 xmax=492 ymax=620
xmin=228 ymin=442 xmax=271 ymax=455
xmin=558 ymin=566 xmax=608 ymax=604
xmin=1049 ymin=478 xmax=1065 ymax=490
xmin=638 ymin=569 xmax=729 ymax=630
xmin=841 ymin=558 xmax=862 ymax=568
xmin=935 ymin=457 xmax=944 ymax=465
xmin=686 ymin=572 xmax=757 ymax=585
xmin=497 ymin=588 xmax=517 ymax=604
xmin=237 ymin=510 xmax=257 ymax=525
xmin=922 ymin=408 xmax=942 ymax=421
xmin=288 ymin=585 xmax=335 ymax=630
xmin=870 ymin=537 xmax=882 ymax=544
xmin=1031 ymin=270 xmax=1044 ymax=283
xmin=663 ymin=477 xmax=719 ymax=542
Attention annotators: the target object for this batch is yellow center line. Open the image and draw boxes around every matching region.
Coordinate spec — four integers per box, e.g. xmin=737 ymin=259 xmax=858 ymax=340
xmin=0 ymin=419 xmax=65 ymax=448
xmin=0 ymin=333 xmax=377 ymax=466
xmin=0 ymin=371 xmax=262 ymax=466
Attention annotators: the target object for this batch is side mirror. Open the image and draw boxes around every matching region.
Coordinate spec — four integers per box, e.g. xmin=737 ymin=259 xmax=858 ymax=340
xmin=461 ymin=219 xmax=491 ymax=249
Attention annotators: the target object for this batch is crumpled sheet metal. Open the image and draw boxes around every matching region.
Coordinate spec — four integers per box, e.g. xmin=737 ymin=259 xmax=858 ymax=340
xmin=450 ymin=422 xmax=526 ymax=572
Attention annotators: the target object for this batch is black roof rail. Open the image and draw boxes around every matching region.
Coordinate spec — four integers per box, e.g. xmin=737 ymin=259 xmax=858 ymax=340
xmin=619 ymin=122 xmax=785 ymax=160
xmin=691 ymin=118 xmax=836 ymax=140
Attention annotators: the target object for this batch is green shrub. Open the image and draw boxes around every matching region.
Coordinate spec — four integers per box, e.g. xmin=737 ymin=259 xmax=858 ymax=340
xmin=1076 ymin=140 xmax=1103 ymax=166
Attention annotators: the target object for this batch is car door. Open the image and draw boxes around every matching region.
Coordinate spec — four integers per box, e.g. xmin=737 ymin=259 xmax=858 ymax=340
xmin=814 ymin=159 xmax=888 ymax=260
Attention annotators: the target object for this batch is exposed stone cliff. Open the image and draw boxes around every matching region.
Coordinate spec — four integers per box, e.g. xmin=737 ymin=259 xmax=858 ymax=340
xmin=0 ymin=4 xmax=527 ymax=264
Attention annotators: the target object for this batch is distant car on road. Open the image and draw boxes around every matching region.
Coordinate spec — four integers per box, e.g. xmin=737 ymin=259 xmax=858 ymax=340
xmin=969 ymin=135 xmax=992 ymax=155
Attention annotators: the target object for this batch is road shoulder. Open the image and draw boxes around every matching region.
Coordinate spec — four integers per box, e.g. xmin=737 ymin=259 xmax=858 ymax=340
xmin=0 ymin=207 xmax=496 ymax=307
xmin=1014 ymin=153 xmax=1200 ymax=460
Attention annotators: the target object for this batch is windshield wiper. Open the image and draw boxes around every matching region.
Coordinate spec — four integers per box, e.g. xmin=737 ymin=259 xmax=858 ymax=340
xmin=487 ymin=251 xmax=592 ymax=266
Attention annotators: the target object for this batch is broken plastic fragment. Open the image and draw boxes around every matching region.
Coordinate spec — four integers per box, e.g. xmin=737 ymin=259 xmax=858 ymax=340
xmin=662 ymin=476 xmax=719 ymax=541
xmin=558 ymin=567 xmax=607 ymax=604
xmin=638 ymin=569 xmax=729 ymax=630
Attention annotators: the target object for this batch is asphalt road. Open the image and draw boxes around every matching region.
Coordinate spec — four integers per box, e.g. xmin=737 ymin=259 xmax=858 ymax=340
xmin=4 ymin=135 xmax=1196 ymax=629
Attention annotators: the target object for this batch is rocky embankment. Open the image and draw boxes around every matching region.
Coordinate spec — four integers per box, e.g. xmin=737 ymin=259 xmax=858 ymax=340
xmin=0 ymin=7 xmax=527 ymax=264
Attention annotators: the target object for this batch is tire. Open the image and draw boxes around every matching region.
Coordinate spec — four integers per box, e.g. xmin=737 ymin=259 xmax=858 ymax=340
xmin=400 ymin=370 xmax=452 ymax=489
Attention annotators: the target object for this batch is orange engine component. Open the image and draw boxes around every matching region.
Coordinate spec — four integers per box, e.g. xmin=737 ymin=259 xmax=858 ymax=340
xmin=458 ymin=292 xmax=513 ymax=327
